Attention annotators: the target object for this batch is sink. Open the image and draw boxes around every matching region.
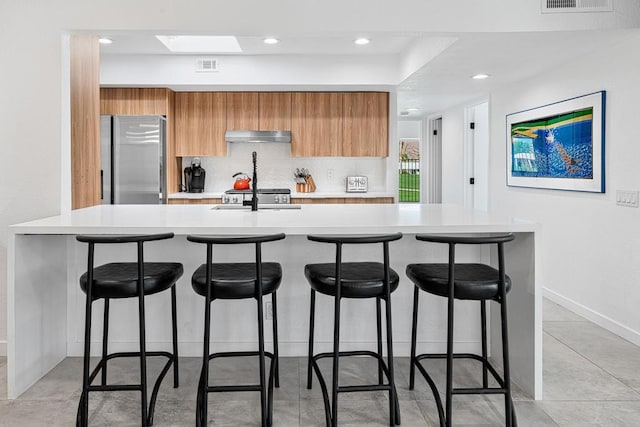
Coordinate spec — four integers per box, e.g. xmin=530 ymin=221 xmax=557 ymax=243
xmin=211 ymin=204 xmax=302 ymax=211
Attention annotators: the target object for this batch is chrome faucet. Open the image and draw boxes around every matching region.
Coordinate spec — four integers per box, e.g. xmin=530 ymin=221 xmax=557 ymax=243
xmin=243 ymin=151 xmax=258 ymax=211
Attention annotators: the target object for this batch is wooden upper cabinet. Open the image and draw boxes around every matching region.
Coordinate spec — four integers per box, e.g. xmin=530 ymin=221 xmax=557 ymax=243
xmin=291 ymin=92 xmax=343 ymax=157
xmin=174 ymin=92 xmax=227 ymax=156
xmin=342 ymin=92 xmax=389 ymax=157
xmin=100 ymin=88 xmax=171 ymax=115
xmin=259 ymin=92 xmax=291 ymax=130
xmin=226 ymin=92 xmax=259 ymax=130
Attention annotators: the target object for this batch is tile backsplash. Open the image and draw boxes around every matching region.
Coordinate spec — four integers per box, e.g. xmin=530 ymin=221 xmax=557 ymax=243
xmin=181 ymin=142 xmax=388 ymax=192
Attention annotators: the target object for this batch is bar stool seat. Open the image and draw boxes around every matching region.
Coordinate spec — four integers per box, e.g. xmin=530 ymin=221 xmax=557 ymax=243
xmin=191 ymin=262 xmax=282 ymax=299
xmin=305 ymin=262 xmax=400 ymax=299
xmin=405 ymin=263 xmax=511 ymax=301
xmin=80 ymin=262 xmax=183 ymax=299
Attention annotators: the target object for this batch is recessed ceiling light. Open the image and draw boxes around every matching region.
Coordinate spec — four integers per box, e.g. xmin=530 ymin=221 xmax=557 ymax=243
xmin=98 ymin=38 xmax=113 ymax=45
xmin=155 ymin=35 xmax=242 ymax=53
xmin=263 ymin=37 xmax=279 ymax=45
xmin=406 ymin=108 xmax=420 ymax=112
xmin=472 ymin=74 xmax=490 ymax=80
xmin=354 ymin=38 xmax=370 ymax=45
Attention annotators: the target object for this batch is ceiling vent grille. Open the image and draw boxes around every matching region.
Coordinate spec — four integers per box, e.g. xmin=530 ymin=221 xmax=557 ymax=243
xmin=542 ymin=0 xmax=613 ymax=13
xmin=195 ymin=58 xmax=218 ymax=72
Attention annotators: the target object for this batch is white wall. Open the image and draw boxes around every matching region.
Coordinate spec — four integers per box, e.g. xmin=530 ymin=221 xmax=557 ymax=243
xmin=489 ymin=32 xmax=640 ymax=344
xmin=398 ymin=120 xmax=421 ymax=139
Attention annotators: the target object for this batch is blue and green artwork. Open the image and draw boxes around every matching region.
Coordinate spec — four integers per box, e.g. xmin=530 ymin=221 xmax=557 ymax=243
xmin=511 ymin=108 xmax=593 ymax=179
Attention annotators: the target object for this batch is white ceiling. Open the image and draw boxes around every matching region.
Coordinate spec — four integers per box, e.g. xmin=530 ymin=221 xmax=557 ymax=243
xmin=98 ymin=29 xmax=638 ymax=119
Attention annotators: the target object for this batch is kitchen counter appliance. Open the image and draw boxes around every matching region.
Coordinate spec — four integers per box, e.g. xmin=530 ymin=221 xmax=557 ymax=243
xmin=223 ymin=188 xmax=291 ymax=205
xmin=184 ymin=157 xmax=206 ymax=193
xmin=346 ymin=176 xmax=368 ymax=193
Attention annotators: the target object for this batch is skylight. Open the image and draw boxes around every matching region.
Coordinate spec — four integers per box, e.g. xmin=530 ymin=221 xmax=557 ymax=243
xmin=155 ymin=36 xmax=242 ymax=53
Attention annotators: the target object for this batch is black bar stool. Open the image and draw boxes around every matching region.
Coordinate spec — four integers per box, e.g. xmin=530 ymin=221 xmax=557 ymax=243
xmin=406 ymin=233 xmax=517 ymax=427
xmin=187 ymin=233 xmax=285 ymax=427
xmin=305 ymin=233 xmax=403 ymax=427
xmin=75 ymin=233 xmax=183 ymax=427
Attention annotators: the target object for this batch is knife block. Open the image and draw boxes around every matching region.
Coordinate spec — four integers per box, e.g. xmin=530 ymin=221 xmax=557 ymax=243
xmin=296 ymin=175 xmax=317 ymax=193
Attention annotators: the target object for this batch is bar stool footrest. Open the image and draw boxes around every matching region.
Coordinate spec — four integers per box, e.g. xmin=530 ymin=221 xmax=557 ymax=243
xmin=310 ymin=350 xmax=400 ymax=426
xmin=412 ymin=352 xmax=516 ymax=427
xmin=84 ymin=350 xmax=177 ymax=426
xmin=415 ymin=352 xmax=506 ymax=388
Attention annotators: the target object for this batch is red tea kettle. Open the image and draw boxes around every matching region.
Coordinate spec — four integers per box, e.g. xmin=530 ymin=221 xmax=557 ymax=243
xmin=232 ymin=172 xmax=251 ymax=190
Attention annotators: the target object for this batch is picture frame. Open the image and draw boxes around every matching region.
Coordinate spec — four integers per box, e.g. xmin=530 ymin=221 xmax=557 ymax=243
xmin=506 ymin=91 xmax=605 ymax=192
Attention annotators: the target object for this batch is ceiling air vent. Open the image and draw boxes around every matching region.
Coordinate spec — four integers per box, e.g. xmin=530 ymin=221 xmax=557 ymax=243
xmin=542 ymin=0 xmax=613 ymax=13
xmin=195 ymin=58 xmax=218 ymax=72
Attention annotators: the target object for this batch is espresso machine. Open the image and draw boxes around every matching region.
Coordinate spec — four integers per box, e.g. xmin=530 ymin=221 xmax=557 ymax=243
xmin=184 ymin=157 xmax=206 ymax=193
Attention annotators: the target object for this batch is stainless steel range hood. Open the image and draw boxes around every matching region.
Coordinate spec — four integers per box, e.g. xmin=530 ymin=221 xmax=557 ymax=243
xmin=225 ymin=130 xmax=291 ymax=143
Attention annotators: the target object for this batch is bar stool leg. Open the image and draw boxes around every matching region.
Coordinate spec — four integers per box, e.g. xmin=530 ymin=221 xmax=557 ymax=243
xmin=376 ymin=297 xmax=383 ymax=385
xmin=445 ymin=294 xmax=455 ymax=427
xmin=480 ymin=300 xmax=488 ymax=389
xmin=409 ymin=286 xmax=419 ymax=390
xmin=101 ymin=298 xmax=109 ymax=386
xmin=331 ymin=296 xmax=342 ymax=427
xmin=272 ymin=292 xmax=280 ymax=388
xmin=171 ymin=285 xmax=179 ymax=388
xmin=78 ymin=297 xmax=93 ymax=427
xmin=137 ymin=294 xmax=149 ymax=426
xmin=501 ymin=299 xmax=514 ymax=427
xmin=307 ymin=290 xmax=316 ymax=390
xmin=256 ymin=296 xmax=268 ymax=427
xmin=384 ymin=297 xmax=399 ymax=426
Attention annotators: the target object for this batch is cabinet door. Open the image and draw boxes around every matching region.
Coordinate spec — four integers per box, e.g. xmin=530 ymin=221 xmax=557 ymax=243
xmin=291 ymin=92 xmax=343 ymax=157
xmin=226 ymin=92 xmax=259 ymax=130
xmin=342 ymin=92 xmax=389 ymax=157
xmin=174 ymin=92 xmax=227 ymax=156
xmin=259 ymin=92 xmax=292 ymax=130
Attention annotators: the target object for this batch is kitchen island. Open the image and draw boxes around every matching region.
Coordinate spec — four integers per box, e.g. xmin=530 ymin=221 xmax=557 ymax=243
xmin=7 ymin=203 xmax=541 ymax=400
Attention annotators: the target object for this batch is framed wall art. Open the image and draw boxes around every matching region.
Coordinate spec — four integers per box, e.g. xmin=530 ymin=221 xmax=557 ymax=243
xmin=506 ymin=91 xmax=605 ymax=192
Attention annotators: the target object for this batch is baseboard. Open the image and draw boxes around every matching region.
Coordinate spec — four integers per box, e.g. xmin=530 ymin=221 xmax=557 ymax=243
xmin=0 ymin=340 xmax=6 ymax=356
xmin=544 ymin=287 xmax=640 ymax=347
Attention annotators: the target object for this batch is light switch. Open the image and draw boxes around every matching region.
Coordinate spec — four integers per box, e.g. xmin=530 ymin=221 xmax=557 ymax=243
xmin=616 ymin=190 xmax=639 ymax=208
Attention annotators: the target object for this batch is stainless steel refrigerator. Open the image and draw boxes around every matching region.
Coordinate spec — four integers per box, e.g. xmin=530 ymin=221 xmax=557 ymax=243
xmin=100 ymin=115 xmax=166 ymax=204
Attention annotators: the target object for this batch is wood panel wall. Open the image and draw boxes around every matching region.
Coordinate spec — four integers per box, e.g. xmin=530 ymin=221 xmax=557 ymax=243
xmin=71 ymin=35 xmax=101 ymax=209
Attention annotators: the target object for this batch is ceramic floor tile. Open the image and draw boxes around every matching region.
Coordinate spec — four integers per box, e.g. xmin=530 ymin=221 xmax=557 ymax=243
xmin=545 ymin=320 xmax=640 ymax=383
xmin=543 ymin=299 xmax=586 ymax=322
xmin=543 ymin=333 xmax=640 ymax=401
xmin=417 ymin=398 xmax=506 ymax=426
xmin=540 ymin=401 xmax=640 ymax=426
xmin=301 ymin=398 xmax=426 ymax=427
xmin=0 ymin=399 xmax=77 ymax=427
xmin=512 ymin=401 xmax=559 ymax=426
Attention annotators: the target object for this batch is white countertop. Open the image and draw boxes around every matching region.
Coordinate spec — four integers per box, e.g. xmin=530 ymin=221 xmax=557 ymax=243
xmin=10 ymin=204 xmax=536 ymax=235
xmin=167 ymin=191 xmax=395 ymax=199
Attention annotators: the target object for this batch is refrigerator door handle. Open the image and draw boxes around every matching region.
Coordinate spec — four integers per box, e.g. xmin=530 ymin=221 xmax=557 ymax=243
xmin=100 ymin=170 xmax=104 ymax=200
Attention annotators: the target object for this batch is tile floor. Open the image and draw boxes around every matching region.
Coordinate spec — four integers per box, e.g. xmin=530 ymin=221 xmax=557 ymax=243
xmin=3 ymin=299 xmax=640 ymax=426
